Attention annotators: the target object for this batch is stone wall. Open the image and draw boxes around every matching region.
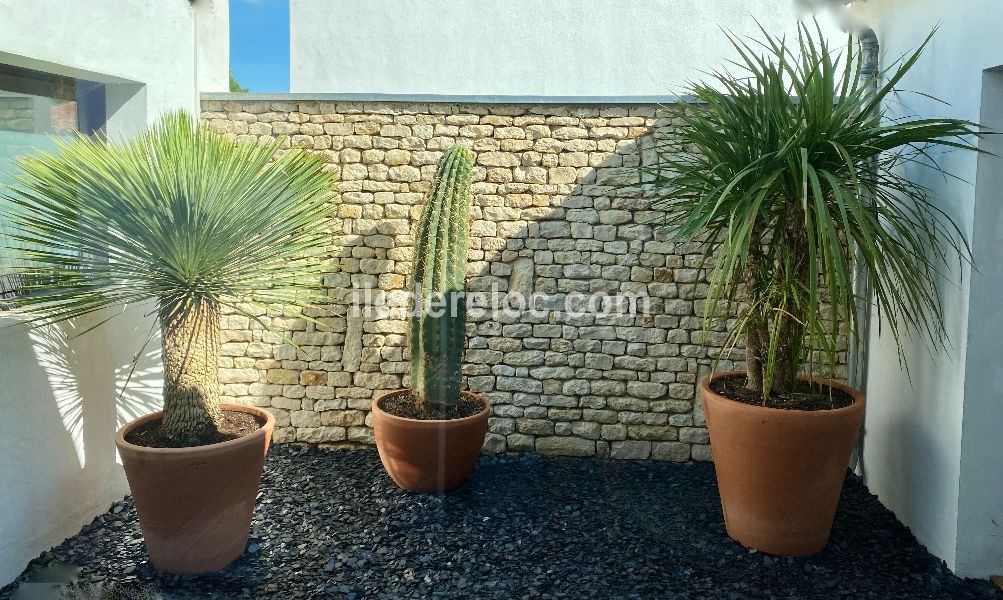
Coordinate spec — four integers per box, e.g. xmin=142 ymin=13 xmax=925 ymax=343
xmin=0 ymin=96 xmax=33 ymax=133
xmin=200 ymin=97 xmax=846 ymax=461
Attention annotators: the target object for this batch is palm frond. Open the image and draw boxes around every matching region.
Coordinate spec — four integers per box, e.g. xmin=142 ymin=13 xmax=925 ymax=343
xmin=643 ymin=23 xmax=981 ymax=397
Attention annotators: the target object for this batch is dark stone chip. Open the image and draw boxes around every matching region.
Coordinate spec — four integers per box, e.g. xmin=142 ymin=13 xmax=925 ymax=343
xmin=2 ymin=446 xmax=1000 ymax=599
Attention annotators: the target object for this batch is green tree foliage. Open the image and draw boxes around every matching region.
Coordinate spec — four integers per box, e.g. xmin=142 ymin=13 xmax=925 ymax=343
xmin=229 ymin=71 xmax=248 ymax=93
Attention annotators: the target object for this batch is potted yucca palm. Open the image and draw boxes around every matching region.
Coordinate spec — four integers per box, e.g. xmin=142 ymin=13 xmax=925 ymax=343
xmin=371 ymin=146 xmax=489 ymax=493
xmin=642 ymin=26 xmax=979 ymax=555
xmin=1 ymin=112 xmax=337 ymax=572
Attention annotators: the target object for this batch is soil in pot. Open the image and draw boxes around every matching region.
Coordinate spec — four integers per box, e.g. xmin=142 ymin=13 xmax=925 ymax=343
xmin=124 ymin=410 xmax=266 ymax=448
xmin=710 ymin=375 xmax=854 ymax=411
xmin=378 ymin=390 xmax=483 ymax=420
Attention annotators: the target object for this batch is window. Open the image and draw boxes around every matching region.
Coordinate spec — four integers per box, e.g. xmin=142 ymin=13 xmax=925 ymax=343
xmin=0 ymin=64 xmax=106 ymax=304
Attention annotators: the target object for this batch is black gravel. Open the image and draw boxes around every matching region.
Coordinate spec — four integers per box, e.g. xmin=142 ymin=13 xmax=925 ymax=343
xmin=3 ymin=446 xmax=1001 ymax=599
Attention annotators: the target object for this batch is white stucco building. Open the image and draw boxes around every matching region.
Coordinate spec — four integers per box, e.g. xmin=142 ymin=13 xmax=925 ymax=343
xmin=0 ymin=0 xmax=228 ymax=585
xmin=290 ymin=0 xmax=844 ymax=98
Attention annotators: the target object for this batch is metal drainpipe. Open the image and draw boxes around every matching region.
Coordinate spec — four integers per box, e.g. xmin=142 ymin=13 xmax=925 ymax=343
xmin=848 ymin=27 xmax=879 ymax=474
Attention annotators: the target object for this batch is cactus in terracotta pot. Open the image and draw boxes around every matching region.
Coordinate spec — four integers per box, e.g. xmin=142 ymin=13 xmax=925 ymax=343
xmin=409 ymin=145 xmax=473 ymax=413
xmin=374 ymin=145 xmax=488 ymax=491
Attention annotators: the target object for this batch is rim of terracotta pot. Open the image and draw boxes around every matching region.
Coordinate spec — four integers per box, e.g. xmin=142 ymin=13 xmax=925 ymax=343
xmin=115 ymin=403 xmax=275 ymax=456
xmin=701 ymin=371 xmax=865 ymax=417
xmin=372 ymin=389 xmax=490 ymax=428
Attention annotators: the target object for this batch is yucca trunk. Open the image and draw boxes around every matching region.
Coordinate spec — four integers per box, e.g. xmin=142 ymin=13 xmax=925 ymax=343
xmin=158 ymin=300 xmax=224 ymax=443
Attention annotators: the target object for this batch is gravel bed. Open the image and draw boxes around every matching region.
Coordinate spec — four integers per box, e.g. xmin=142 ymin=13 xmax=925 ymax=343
xmin=3 ymin=445 xmax=1001 ymax=599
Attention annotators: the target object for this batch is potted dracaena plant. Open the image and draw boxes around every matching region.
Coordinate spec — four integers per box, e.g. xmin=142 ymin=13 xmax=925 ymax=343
xmin=371 ymin=145 xmax=489 ymax=493
xmin=1 ymin=112 xmax=337 ymax=573
xmin=638 ymin=26 xmax=980 ymax=555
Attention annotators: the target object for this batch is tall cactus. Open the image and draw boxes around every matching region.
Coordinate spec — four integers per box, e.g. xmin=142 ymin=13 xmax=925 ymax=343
xmin=410 ymin=146 xmax=473 ymax=413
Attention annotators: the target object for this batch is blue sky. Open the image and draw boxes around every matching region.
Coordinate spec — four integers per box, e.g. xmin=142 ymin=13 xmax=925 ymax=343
xmin=230 ymin=0 xmax=290 ymax=92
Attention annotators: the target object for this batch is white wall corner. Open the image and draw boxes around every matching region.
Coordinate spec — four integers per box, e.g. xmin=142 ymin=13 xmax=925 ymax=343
xmin=855 ymin=0 xmax=1003 ymax=580
xmin=953 ymin=66 xmax=1003 ymax=579
xmin=193 ymin=0 xmax=230 ymax=94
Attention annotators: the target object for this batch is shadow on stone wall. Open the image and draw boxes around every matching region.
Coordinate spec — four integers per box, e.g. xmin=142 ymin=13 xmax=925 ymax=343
xmin=202 ymin=99 xmax=845 ymax=461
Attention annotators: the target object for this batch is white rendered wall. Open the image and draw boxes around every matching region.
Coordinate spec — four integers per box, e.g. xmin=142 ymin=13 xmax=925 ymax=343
xmin=290 ymin=0 xmax=843 ymax=96
xmin=0 ymin=0 xmax=228 ymax=586
xmin=854 ymin=0 xmax=1003 ymax=578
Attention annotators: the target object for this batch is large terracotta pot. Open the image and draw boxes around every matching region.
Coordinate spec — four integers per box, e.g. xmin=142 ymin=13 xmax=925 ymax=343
xmin=372 ymin=390 xmax=489 ymax=493
xmin=115 ymin=404 xmax=274 ymax=573
xmin=701 ymin=372 xmax=865 ymax=556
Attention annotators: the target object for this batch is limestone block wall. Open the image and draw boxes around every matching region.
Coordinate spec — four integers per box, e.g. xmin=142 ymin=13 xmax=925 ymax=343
xmin=200 ymin=97 xmax=847 ymax=461
xmin=0 ymin=96 xmax=33 ymax=132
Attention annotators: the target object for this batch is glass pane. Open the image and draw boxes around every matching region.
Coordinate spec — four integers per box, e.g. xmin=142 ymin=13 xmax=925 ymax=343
xmin=0 ymin=65 xmax=106 ymax=302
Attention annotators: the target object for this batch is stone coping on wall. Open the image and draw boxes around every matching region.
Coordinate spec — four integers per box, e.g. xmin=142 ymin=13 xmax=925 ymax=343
xmin=201 ymin=92 xmax=694 ymax=105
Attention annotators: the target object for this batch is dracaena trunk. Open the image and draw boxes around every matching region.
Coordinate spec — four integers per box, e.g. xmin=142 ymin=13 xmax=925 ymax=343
xmin=158 ymin=300 xmax=224 ymax=444
xmin=744 ymin=305 xmax=767 ymax=394
xmin=744 ymin=211 xmax=810 ymax=399
xmin=743 ymin=242 xmax=769 ymax=395
xmin=744 ymin=301 xmax=803 ymax=398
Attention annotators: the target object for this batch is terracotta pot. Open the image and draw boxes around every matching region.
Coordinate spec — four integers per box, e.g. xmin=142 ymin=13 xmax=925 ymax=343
xmin=700 ymin=372 xmax=865 ymax=556
xmin=115 ymin=404 xmax=274 ymax=573
xmin=372 ymin=390 xmax=489 ymax=493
